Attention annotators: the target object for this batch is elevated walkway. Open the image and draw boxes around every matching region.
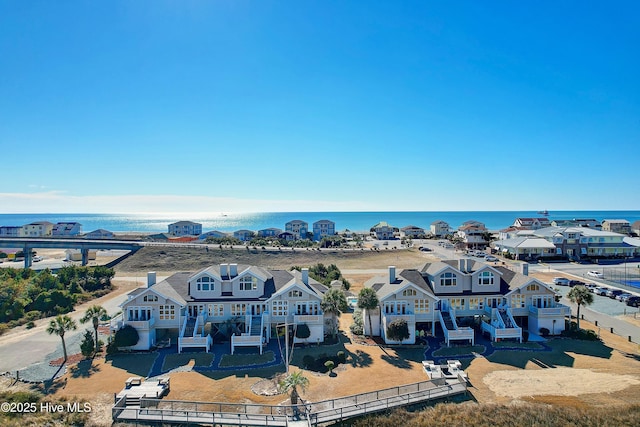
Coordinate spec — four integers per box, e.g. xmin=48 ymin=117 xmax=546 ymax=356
xmin=113 ymin=378 xmax=468 ymax=426
xmin=437 ymin=310 xmax=475 ymax=346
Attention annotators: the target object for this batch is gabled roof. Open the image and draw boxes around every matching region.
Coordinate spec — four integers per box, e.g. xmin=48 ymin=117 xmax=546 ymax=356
xmin=169 ymin=221 xmax=201 ymax=226
xmin=193 ymin=264 xmax=270 ymax=282
xmin=493 ymin=237 xmax=556 ymax=249
xmin=365 ymin=269 xmax=436 ymax=301
xmin=401 ymin=225 xmax=424 ymax=231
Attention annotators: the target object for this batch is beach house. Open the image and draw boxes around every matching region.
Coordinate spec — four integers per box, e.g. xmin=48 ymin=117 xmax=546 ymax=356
xmin=285 ymin=220 xmax=309 ymax=240
xmin=512 ymin=217 xmax=551 ymax=230
xmin=371 ymin=222 xmax=396 ymax=240
xmin=456 ymin=221 xmax=489 ymax=249
xmin=430 ymin=221 xmax=450 ymax=237
xmin=363 ymin=259 xmax=568 ymax=345
xmin=233 ymin=230 xmax=254 ymax=242
xmin=168 ymin=221 xmax=202 ymax=237
xmin=0 ymin=226 xmax=22 ymax=237
xmin=257 ymin=228 xmax=282 ymax=238
xmin=198 ymin=230 xmax=228 ymax=240
xmin=312 ymin=220 xmax=336 ymax=241
xmin=84 ymin=229 xmax=115 ymax=239
xmin=602 ymin=219 xmax=632 ymax=235
xmin=400 ymin=225 xmax=426 ymax=239
xmin=52 ymin=222 xmax=83 ymax=236
xmin=22 ymin=221 xmax=54 ymax=237
xmin=112 ymin=264 xmax=329 ymax=353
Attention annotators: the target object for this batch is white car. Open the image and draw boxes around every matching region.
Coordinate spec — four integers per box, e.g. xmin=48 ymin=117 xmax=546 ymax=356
xmin=485 ymin=255 xmax=498 ymax=262
xmin=33 ymin=256 xmax=43 ymax=262
xmin=587 ymin=271 xmax=603 ymax=279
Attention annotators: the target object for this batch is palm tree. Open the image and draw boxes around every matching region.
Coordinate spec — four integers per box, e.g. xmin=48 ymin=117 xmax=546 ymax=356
xmin=80 ymin=305 xmax=107 ymax=353
xmin=567 ymin=285 xmax=594 ymax=331
xmin=279 ymin=370 xmax=310 ymax=405
xmin=46 ymin=315 xmax=77 ymax=362
xmin=357 ymin=288 xmax=379 ymax=337
xmin=321 ymin=288 xmax=348 ymax=339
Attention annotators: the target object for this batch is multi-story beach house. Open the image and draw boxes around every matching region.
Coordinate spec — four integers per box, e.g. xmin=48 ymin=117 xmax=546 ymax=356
xmin=363 ymin=260 xmax=568 ymax=345
xmin=632 ymin=221 xmax=640 ymax=237
xmin=430 ymin=220 xmax=450 ymax=237
xmin=233 ymin=230 xmax=254 ymax=242
xmin=111 ymin=264 xmax=329 ymax=353
xmin=400 ymin=225 xmax=426 ymax=239
xmin=371 ymin=222 xmax=396 ymax=240
xmin=312 ymin=220 xmax=335 ymax=241
xmin=602 ymin=219 xmax=631 ymax=235
xmin=278 ymin=231 xmax=296 ymax=241
xmin=456 ymin=221 xmax=489 ymax=249
xmin=285 ymin=220 xmax=309 ymax=240
xmin=492 ymin=226 xmax=640 ymax=260
xmin=257 ymin=228 xmax=282 ymax=238
xmin=84 ymin=229 xmax=115 ymax=239
xmin=52 ymin=222 xmax=83 ymax=236
xmin=22 ymin=221 xmax=54 ymax=237
xmin=168 ymin=221 xmax=202 ymax=237
xmin=512 ymin=217 xmax=551 ymax=230
xmin=0 ymin=226 xmax=23 ymax=237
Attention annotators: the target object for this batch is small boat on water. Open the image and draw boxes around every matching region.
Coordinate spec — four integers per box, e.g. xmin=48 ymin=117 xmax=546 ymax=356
xmin=537 ymin=210 xmax=549 ymax=216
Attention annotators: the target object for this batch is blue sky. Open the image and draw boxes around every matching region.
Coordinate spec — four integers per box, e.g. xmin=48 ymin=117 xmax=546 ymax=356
xmin=1 ymin=1 xmax=638 ymax=213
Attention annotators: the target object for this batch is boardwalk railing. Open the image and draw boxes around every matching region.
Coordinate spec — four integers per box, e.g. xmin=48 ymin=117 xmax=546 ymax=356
xmin=113 ymin=378 xmax=467 ymax=426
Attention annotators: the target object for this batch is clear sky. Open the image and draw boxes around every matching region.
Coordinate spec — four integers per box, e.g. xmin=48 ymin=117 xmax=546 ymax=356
xmin=1 ymin=1 xmax=638 ymax=213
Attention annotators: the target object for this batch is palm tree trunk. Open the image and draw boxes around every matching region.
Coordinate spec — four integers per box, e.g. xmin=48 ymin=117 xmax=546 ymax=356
xmin=576 ymin=304 xmax=581 ymax=330
xmin=368 ymin=311 xmax=373 ymax=338
xmin=61 ymin=336 xmax=68 ymax=362
xmin=93 ymin=318 xmax=100 ymax=352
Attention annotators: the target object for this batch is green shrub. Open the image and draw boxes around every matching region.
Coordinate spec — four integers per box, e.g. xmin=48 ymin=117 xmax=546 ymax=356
xmin=539 ymin=327 xmax=550 ymax=337
xmin=324 ymin=360 xmax=335 ymax=373
xmin=80 ymin=330 xmax=95 ymax=357
xmin=113 ymin=324 xmax=139 ymax=348
xmin=522 ymin=330 xmax=529 ymax=343
xmin=25 ymin=321 xmax=35 ymax=329
xmin=337 ymin=351 xmax=346 ymax=363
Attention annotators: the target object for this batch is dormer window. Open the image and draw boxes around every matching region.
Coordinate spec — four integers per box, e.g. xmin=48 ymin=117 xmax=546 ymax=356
xmin=478 ymin=271 xmax=494 ymax=285
xmin=526 ymin=283 xmax=540 ymax=292
xmin=239 ymin=275 xmax=258 ymax=291
xmin=196 ymin=276 xmax=214 ymax=291
xmin=289 ymin=290 xmax=303 ymax=298
xmin=440 ymin=272 xmax=457 ymax=286
xmin=143 ymin=294 xmax=158 ymax=302
xmin=402 ymin=289 xmax=417 ymax=296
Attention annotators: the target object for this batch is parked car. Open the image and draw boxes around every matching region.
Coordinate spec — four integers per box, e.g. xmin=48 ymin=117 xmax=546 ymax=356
xmin=585 ymin=283 xmax=599 ymax=292
xmin=606 ymin=289 xmax=624 ymax=299
xmin=485 ymin=255 xmax=498 ymax=262
xmin=587 ymin=270 xmax=604 ymax=279
xmin=568 ymin=280 xmax=585 ymax=287
xmin=595 ymin=287 xmax=610 ymax=296
xmin=627 ymin=296 xmax=640 ymax=307
xmin=419 ymin=247 xmax=432 ymax=252
xmin=33 ymin=256 xmax=43 ymax=262
xmin=553 ymin=277 xmax=570 ymax=286
xmin=617 ymin=293 xmax=633 ymax=302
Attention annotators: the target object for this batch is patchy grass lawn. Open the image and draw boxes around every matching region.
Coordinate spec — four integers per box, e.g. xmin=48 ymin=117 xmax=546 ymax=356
xmin=105 ymin=353 xmax=157 ymax=377
xmin=219 ymin=351 xmax=275 ymax=368
xmin=163 ymin=353 xmax=215 ymax=371
xmin=290 ymin=342 xmax=347 ymax=367
xmin=433 ymin=345 xmax=485 ymax=357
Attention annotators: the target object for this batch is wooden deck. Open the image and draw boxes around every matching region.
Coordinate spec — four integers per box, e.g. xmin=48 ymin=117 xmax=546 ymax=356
xmin=113 ymin=377 xmax=467 ymax=426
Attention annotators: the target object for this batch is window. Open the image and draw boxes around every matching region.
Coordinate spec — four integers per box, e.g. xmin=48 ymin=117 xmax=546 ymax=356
xmin=402 ymin=289 xmax=417 ymax=296
xmin=272 ymin=300 xmax=288 ymax=316
xmin=143 ymin=294 xmax=158 ymax=302
xmin=468 ymin=298 xmax=483 ymax=310
xmin=440 ymin=272 xmax=457 ymax=286
xmin=415 ymin=299 xmax=430 ymax=313
xmin=511 ymin=294 xmax=526 ymax=308
xmin=449 ymin=298 xmax=465 ymax=310
xmin=196 ymin=276 xmax=213 ymax=291
xmin=289 ymin=290 xmax=303 ymax=298
xmin=526 ymin=284 xmax=540 ymax=292
xmin=239 ymin=275 xmax=258 ymax=291
xmin=208 ymin=304 xmax=224 ymax=317
xmin=478 ymin=271 xmax=494 ymax=285
xmin=159 ymin=305 xmax=175 ymax=320
xmin=231 ymin=303 xmax=247 ymax=316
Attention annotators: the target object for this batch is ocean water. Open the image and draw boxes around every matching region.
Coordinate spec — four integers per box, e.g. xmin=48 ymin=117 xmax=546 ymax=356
xmin=1 ymin=211 xmax=639 ymax=234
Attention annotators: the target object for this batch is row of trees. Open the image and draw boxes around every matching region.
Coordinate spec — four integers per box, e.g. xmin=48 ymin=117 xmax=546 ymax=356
xmin=0 ymin=266 xmax=115 ymax=329
xmin=46 ymin=304 xmax=108 ymax=362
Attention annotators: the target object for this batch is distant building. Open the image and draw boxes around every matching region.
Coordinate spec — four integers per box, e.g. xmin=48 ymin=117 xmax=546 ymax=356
xmin=632 ymin=221 xmax=640 ymax=236
xmin=148 ymin=233 xmax=172 ymax=241
xmin=601 ymin=219 xmax=631 ymax=235
xmin=52 ymin=222 xmax=83 ymax=236
xmin=257 ymin=228 xmax=282 ymax=238
xmin=313 ymin=220 xmax=335 ymax=241
xmin=371 ymin=222 xmax=396 ymax=240
xmin=430 ymin=220 xmax=450 ymax=237
xmin=198 ymin=230 xmax=228 ymax=240
xmin=233 ymin=230 xmax=254 ymax=242
xmin=400 ymin=225 xmax=426 ymax=238
xmin=512 ymin=218 xmax=551 ymax=230
xmin=0 ymin=226 xmax=22 ymax=237
xmin=456 ymin=221 xmax=488 ymax=249
xmin=85 ymin=229 xmax=115 ymax=239
xmin=22 ymin=221 xmax=54 ymax=237
xmin=285 ymin=220 xmax=308 ymax=240
xmin=168 ymin=221 xmax=202 ymax=236
xmin=278 ymin=231 xmax=296 ymax=241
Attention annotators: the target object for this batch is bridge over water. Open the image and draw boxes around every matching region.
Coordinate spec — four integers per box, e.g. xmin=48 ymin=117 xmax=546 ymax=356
xmin=0 ymin=237 xmax=144 ymax=267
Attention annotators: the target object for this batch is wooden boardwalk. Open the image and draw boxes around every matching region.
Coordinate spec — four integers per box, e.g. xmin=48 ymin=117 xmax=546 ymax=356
xmin=113 ymin=377 xmax=467 ymax=426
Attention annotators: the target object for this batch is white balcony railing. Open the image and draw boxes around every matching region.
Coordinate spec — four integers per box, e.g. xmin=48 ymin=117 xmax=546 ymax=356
xmin=123 ymin=317 xmax=156 ymax=330
xmin=528 ymin=305 xmax=570 ymax=317
xmin=293 ymin=314 xmax=323 ymax=324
